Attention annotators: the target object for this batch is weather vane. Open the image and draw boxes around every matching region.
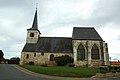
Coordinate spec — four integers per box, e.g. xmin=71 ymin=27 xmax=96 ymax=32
xmin=36 ymin=3 xmax=38 ymax=10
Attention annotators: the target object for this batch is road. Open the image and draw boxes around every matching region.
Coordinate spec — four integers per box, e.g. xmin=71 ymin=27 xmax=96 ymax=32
xmin=1 ymin=64 xmax=120 ymax=80
xmin=0 ymin=64 xmax=57 ymax=80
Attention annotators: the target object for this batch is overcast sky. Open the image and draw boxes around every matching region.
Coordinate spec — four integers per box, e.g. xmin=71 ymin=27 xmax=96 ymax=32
xmin=0 ymin=0 xmax=120 ymax=60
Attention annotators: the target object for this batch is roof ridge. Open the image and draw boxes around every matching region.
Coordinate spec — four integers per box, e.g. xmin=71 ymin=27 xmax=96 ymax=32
xmin=73 ymin=27 xmax=94 ymax=28
xmin=39 ymin=37 xmax=72 ymax=39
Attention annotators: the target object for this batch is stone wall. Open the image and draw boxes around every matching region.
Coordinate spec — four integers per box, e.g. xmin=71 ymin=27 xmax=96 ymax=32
xmin=20 ymin=40 xmax=109 ymax=67
xmin=20 ymin=52 xmax=72 ymax=65
xmin=26 ymin=30 xmax=40 ymax=43
xmin=72 ymin=40 xmax=108 ymax=67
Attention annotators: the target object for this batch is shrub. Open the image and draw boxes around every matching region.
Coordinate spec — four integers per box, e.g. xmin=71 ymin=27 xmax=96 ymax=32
xmin=54 ymin=55 xmax=73 ymax=66
xmin=67 ymin=63 xmax=75 ymax=67
xmin=109 ymin=66 xmax=120 ymax=72
xmin=99 ymin=66 xmax=109 ymax=73
xmin=29 ymin=61 xmax=34 ymax=65
xmin=112 ymin=70 xmax=116 ymax=73
xmin=8 ymin=57 xmax=20 ymax=64
xmin=41 ymin=64 xmax=48 ymax=67
xmin=100 ymin=70 xmax=108 ymax=74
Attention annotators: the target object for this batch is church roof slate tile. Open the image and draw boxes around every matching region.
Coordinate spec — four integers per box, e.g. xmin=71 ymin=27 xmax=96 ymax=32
xmin=72 ymin=27 xmax=103 ymax=40
xmin=22 ymin=43 xmax=36 ymax=52
xmin=22 ymin=37 xmax=73 ymax=53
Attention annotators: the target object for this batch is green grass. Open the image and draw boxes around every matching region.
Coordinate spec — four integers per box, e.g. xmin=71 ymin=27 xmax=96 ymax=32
xmin=20 ymin=65 xmax=100 ymax=78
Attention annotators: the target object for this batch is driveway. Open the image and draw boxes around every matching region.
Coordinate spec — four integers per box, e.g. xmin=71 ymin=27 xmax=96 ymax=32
xmin=0 ymin=64 xmax=57 ymax=80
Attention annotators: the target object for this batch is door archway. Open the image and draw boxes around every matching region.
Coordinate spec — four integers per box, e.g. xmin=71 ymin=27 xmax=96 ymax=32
xmin=50 ymin=54 xmax=54 ymax=61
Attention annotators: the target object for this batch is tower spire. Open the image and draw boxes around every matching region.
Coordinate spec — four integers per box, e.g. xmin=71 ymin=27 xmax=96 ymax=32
xmin=31 ymin=8 xmax=38 ymax=29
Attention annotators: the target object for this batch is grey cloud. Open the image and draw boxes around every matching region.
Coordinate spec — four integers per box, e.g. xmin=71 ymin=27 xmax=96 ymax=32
xmin=0 ymin=0 xmax=32 ymax=7
xmin=37 ymin=0 xmax=120 ymax=30
xmin=117 ymin=36 xmax=120 ymax=40
xmin=91 ymin=0 xmax=120 ymax=26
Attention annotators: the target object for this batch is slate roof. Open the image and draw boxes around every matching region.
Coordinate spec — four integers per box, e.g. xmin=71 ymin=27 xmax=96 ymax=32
xmin=22 ymin=37 xmax=72 ymax=53
xmin=27 ymin=9 xmax=38 ymax=30
xmin=27 ymin=9 xmax=41 ymax=34
xmin=22 ymin=44 xmax=36 ymax=52
xmin=31 ymin=9 xmax=38 ymax=29
xmin=72 ymin=27 xmax=103 ymax=40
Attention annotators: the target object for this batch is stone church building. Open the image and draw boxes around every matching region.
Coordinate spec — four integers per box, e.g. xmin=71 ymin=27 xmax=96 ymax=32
xmin=20 ymin=10 xmax=109 ymax=67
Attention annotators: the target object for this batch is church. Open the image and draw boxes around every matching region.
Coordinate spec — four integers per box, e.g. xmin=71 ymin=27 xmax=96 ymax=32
xmin=20 ymin=9 xmax=109 ymax=67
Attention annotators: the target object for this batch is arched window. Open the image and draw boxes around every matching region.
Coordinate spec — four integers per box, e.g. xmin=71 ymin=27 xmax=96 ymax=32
xmin=50 ymin=54 xmax=54 ymax=61
xmin=91 ymin=44 xmax=99 ymax=59
xmin=77 ymin=44 xmax=85 ymax=60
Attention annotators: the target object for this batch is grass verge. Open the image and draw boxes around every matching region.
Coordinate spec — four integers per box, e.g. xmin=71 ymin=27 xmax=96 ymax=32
xmin=20 ymin=65 xmax=99 ymax=78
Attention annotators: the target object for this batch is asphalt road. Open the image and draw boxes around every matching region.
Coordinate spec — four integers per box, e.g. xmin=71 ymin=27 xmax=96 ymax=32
xmin=1 ymin=64 xmax=120 ymax=80
xmin=0 ymin=64 xmax=57 ymax=80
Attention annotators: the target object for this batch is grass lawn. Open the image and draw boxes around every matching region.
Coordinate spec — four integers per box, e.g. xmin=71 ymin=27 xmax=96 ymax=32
xmin=20 ymin=65 xmax=100 ymax=78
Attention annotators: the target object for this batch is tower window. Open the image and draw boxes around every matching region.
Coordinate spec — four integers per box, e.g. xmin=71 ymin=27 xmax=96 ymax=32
xmin=30 ymin=33 xmax=34 ymax=37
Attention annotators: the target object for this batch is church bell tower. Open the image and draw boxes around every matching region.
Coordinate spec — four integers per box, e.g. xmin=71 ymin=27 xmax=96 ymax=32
xmin=26 ymin=9 xmax=41 ymax=43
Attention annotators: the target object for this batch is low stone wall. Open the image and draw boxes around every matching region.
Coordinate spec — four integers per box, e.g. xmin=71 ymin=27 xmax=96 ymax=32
xmin=91 ymin=60 xmax=100 ymax=66
xmin=92 ymin=72 xmax=120 ymax=78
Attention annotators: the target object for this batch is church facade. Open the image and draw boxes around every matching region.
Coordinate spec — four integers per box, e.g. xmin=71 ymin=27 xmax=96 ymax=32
xmin=20 ymin=10 xmax=109 ymax=67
